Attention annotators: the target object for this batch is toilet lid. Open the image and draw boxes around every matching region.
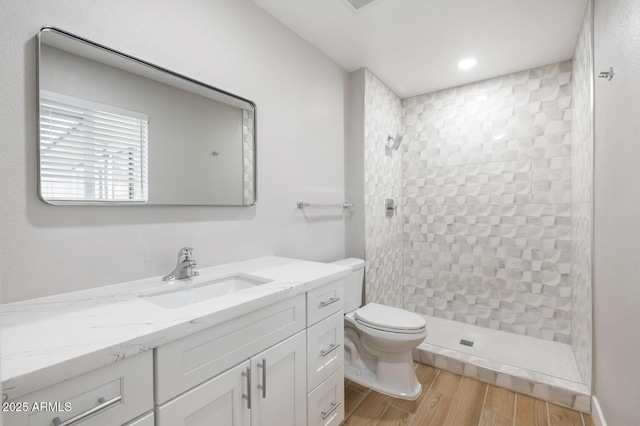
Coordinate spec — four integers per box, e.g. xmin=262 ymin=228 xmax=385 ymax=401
xmin=354 ymin=303 xmax=426 ymax=333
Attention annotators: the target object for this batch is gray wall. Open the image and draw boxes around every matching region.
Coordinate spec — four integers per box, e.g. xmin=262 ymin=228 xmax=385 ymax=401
xmin=0 ymin=0 xmax=347 ymax=302
xmin=593 ymin=0 xmax=640 ymax=423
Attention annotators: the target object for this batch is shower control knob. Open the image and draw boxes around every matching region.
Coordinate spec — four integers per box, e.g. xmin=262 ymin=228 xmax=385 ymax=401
xmin=385 ymin=199 xmax=397 ymax=217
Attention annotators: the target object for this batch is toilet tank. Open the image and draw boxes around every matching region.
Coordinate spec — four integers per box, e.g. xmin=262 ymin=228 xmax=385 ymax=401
xmin=330 ymin=258 xmax=365 ymax=313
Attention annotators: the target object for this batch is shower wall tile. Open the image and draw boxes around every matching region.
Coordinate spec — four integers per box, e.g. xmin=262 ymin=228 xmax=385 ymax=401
xmin=364 ymin=70 xmax=403 ymax=308
xmin=242 ymin=109 xmax=254 ymax=204
xmin=571 ymin=0 xmax=594 ymax=389
xmin=402 ymin=61 xmax=573 ymax=343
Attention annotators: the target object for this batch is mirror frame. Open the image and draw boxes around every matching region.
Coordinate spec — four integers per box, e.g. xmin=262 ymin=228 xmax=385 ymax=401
xmin=37 ymin=26 xmax=257 ymax=206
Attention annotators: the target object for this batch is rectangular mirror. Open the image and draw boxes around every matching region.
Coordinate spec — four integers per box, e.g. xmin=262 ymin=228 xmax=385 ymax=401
xmin=37 ymin=27 xmax=256 ymax=206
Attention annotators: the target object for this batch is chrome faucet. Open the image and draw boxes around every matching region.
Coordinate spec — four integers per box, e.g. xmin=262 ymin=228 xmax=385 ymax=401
xmin=163 ymin=247 xmax=199 ymax=281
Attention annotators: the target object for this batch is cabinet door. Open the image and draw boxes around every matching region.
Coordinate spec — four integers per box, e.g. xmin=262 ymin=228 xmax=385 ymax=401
xmin=307 ymin=310 xmax=344 ymax=392
xmin=3 ymin=352 xmax=152 ymax=426
xmin=251 ymin=331 xmax=306 ymax=426
xmin=307 ymin=280 xmax=344 ymax=326
xmin=307 ymin=367 xmax=345 ymax=426
xmin=156 ymin=295 xmax=305 ymax=403
xmin=124 ymin=412 xmax=154 ymax=426
xmin=157 ymin=361 xmax=251 ymax=426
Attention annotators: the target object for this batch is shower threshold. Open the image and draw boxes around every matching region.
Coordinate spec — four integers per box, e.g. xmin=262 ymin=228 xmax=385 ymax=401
xmin=412 ymin=314 xmax=591 ymax=413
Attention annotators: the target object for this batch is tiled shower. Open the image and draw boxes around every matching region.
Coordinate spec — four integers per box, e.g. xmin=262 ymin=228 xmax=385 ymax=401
xmin=353 ymin=0 xmax=593 ymax=410
xmin=402 ymin=60 xmax=574 ymax=344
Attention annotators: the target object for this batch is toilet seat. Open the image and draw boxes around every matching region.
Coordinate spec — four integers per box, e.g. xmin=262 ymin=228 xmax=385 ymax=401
xmin=354 ymin=303 xmax=426 ymax=335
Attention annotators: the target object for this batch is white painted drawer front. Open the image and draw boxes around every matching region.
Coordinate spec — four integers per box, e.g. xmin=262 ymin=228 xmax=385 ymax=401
xmin=157 ymin=361 xmax=251 ymax=426
xmin=307 ymin=367 xmax=345 ymax=426
xmin=4 ymin=351 xmax=152 ymax=426
xmin=307 ymin=311 xmax=344 ymax=392
xmin=306 ymin=280 xmax=344 ymax=326
xmin=156 ymin=295 xmax=305 ymax=403
xmin=124 ymin=412 xmax=154 ymax=426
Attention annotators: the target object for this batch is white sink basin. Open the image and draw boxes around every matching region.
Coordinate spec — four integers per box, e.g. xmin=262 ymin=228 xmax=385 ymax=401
xmin=142 ymin=273 xmax=273 ymax=309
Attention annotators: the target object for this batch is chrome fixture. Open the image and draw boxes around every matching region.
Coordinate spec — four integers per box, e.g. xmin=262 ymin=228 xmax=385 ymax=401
xmin=385 ymin=198 xmax=397 ymax=217
xmin=387 ymin=134 xmax=403 ymax=151
xmin=319 ymin=296 xmax=341 ymax=307
xmin=257 ymin=358 xmax=267 ymax=398
xmin=297 ymin=201 xmax=353 ymax=209
xmin=242 ymin=366 xmax=252 ymax=409
xmin=321 ymin=342 xmax=342 ymax=357
xmin=598 ymin=67 xmax=616 ymax=81
xmin=53 ymin=396 xmax=121 ymax=426
xmin=163 ymin=247 xmax=199 ymax=281
xmin=322 ymin=401 xmax=342 ymax=420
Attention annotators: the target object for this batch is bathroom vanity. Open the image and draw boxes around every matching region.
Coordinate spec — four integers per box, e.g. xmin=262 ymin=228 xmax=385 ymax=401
xmin=1 ymin=257 xmax=348 ymax=426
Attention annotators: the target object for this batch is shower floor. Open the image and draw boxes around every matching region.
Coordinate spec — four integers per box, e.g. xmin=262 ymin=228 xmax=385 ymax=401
xmin=412 ymin=314 xmax=591 ymax=413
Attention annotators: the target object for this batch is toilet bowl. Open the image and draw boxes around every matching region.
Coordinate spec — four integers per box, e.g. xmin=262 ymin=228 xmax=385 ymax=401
xmin=331 ymin=259 xmax=427 ymax=400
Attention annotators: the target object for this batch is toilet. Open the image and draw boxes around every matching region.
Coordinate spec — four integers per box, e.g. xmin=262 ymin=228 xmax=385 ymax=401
xmin=331 ymin=258 xmax=427 ymax=400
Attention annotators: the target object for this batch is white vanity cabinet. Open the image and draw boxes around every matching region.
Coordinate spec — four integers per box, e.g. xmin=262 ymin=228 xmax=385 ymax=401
xmin=307 ymin=368 xmax=345 ymax=426
xmin=306 ymin=311 xmax=344 ymax=392
xmin=124 ymin=412 xmax=155 ymax=426
xmin=3 ymin=351 xmax=153 ymax=426
xmin=1 ymin=261 xmax=349 ymax=426
xmin=157 ymin=331 xmax=306 ymax=426
xmin=155 ymin=295 xmax=306 ymax=403
xmin=156 ymin=296 xmax=308 ymax=425
xmin=155 ymin=278 xmax=346 ymax=426
xmin=305 ymin=280 xmax=345 ymax=426
xmin=157 ymin=360 xmax=250 ymax=426
xmin=249 ymin=331 xmax=307 ymax=426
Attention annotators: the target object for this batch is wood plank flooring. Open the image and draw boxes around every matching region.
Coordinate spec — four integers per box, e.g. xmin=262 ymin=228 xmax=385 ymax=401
xmin=342 ymin=364 xmax=595 ymax=426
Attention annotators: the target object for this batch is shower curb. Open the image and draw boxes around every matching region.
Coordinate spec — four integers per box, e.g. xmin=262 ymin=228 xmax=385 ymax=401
xmin=413 ymin=342 xmax=592 ymax=414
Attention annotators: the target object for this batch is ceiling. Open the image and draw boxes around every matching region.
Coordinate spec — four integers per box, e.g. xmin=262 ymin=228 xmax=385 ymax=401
xmin=251 ymin=0 xmax=589 ymax=98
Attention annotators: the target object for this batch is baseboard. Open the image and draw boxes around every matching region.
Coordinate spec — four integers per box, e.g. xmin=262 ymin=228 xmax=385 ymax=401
xmin=591 ymin=396 xmax=607 ymax=426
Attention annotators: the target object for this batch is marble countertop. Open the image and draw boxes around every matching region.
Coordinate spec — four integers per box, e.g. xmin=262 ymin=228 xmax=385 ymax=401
xmin=0 ymin=256 xmax=351 ymax=400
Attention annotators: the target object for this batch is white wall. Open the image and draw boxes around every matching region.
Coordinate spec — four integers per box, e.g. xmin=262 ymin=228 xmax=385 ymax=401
xmin=0 ymin=0 xmax=347 ymax=302
xmin=570 ymin=0 xmax=594 ymax=389
xmin=593 ymin=0 xmax=640 ymax=423
xmin=345 ymin=70 xmax=366 ymax=260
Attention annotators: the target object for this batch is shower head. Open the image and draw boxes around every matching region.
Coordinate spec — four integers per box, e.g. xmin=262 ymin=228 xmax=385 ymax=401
xmin=387 ymin=134 xmax=403 ymax=151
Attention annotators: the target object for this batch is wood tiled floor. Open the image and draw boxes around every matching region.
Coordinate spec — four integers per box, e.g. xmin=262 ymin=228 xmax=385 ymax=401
xmin=342 ymin=364 xmax=594 ymax=426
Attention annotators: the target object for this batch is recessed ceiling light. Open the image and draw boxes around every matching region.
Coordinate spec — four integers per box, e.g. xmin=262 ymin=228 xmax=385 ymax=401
xmin=458 ymin=58 xmax=477 ymax=70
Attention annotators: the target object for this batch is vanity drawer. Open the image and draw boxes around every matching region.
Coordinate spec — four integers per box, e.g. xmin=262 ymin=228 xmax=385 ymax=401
xmin=124 ymin=412 xmax=154 ymax=426
xmin=156 ymin=294 xmax=305 ymax=403
xmin=307 ymin=310 xmax=344 ymax=392
xmin=3 ymin=351 xmax=152 ymax=426
xmin=307 ymin=279 xmax=344 ymax=326
xmin=307 ymin=367 xmax=345 ymax=426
